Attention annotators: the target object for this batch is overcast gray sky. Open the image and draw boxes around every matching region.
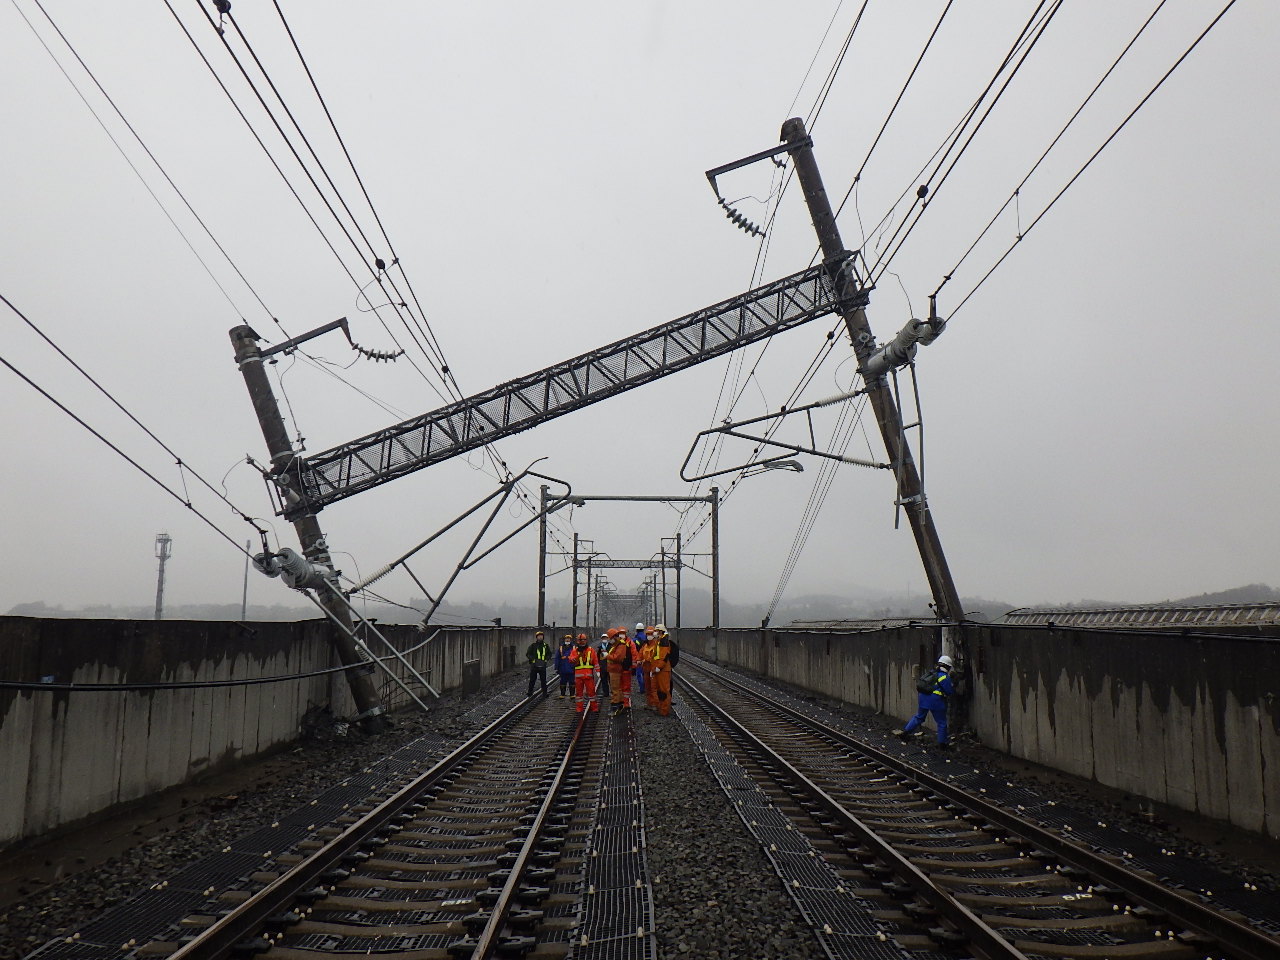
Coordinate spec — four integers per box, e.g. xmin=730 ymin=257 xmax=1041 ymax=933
xmin=2 ymin=1 xmax=1276 ymax=620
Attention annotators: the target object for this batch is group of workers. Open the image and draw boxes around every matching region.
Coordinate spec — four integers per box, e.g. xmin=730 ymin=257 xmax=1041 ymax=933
xmin=525 ymin=623 xmax=680 ymax=716
xmin=526 ymin=625 xmax=957 ymax=745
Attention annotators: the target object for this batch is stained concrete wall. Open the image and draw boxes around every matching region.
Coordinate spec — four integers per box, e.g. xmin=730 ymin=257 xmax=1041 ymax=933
xmin=680 ymin=624 xmax=1280 ymax=839
xmin=0 ymin=616 xmax=524 ymax=851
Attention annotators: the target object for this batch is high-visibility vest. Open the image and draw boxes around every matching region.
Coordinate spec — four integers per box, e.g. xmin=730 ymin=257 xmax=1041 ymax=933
xmin=571 ymin=647 xmax=597 ymax=671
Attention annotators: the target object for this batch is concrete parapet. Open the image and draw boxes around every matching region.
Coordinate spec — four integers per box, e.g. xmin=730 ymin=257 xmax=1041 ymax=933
xmin=0 ymin=616 xmax=524 ymax=851
xmin=685 ymin=623 xmax=1279 ymax=840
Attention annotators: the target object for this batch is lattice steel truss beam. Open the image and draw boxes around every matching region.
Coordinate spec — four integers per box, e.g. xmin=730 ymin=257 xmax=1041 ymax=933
xmin=580 ymin=559 xmax=682 ymax=569
xmin=277 ymin=262 xmax=857 ymax=518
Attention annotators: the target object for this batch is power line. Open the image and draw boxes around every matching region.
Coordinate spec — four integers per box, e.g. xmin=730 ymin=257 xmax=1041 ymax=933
xmin=13 ymin=0 xmax=271 ymax=321
xmin=1 ymin=292 xmax=266 ymax=559
xmin=933 ymin=0 xmax=1176 ymax=306
xmin=867 ymin=0 xmax=1067 ymax=284
xmin=947 ymin=0 xmax=1240 ymax=317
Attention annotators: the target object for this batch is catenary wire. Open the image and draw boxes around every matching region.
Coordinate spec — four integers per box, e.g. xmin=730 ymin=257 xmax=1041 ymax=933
xmin=15 ymin=0 xmax=264 ymax=320
xmin=20 ymin=0 xmax=429 ymax=437
xmin=945 ymin=0 xmax=1240 ymax=319
xmin=867 ymin=0 xmax=1066 ymax=283
xmin=268 ymin=0 xmax=459 ymax=392
xmin=236 ymin=2 xmax=568 ymax=543
xmin=221 ymin=9 xmax=451 ymax=381
xmin=1 ymin=291 xmax=270 ymax=540
xmin=167 ymin=0 xmax=451 ymax=404
xmin=932 ymin=0 xmax=1174 ymax=298
xmin=0 ymin=294 xmax=266 ymax=558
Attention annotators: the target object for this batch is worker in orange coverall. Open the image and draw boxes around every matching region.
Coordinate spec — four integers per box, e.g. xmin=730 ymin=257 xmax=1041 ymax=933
xmin=569 ymin=634 xmax=599 ymax=713
xmin=638 ymin=628 xmax=660 ymax=709
xmin=649 ymin=624 xmax=679 ymax=716
xmin=605 ymin=628 xmax=638 ymax=714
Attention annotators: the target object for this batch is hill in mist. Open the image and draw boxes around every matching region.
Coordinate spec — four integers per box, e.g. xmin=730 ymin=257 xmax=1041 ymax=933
xmin=7 ymin=584 xmax=1274 ymax=626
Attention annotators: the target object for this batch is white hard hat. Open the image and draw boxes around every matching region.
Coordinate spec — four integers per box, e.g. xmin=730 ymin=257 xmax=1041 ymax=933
xmin=655 ymin=624 xmax=668 ymax=633
xmin=635 ymin=622 xmax=644 ymax=630
xmin=936 ymin=654 xmax=954 ymax=667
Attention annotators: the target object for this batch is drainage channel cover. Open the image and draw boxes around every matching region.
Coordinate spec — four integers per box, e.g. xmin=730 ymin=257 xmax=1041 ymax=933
xmin=33 ymin=887 xmax=212 ymax=952
xmin=280 ymin=932 xmax=457 ymax=951
xmin=819 ymin=931 xmax=926 ymax=960
xmin=577 ymin=885 xmax=654 ymax=943
xmin=789 ymin=886 xmax=884 ymax=935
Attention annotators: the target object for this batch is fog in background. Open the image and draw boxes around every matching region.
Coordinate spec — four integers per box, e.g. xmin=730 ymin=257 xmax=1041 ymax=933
xmin=2 ymin=1 xmax=1276 ymax=624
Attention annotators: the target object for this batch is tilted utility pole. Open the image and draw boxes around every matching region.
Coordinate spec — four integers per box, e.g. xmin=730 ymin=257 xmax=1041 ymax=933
xmin=782 ymin=118 xmax=965 ymax=661
xmin=229 ymin=325 xmax=387 ymax=732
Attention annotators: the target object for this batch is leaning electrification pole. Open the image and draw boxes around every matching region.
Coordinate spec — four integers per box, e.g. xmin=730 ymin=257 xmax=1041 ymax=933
xmin=229 ymin=325 xmax=387 ymax=731
xmin=782 ymin=117 xmax=965 ymax=660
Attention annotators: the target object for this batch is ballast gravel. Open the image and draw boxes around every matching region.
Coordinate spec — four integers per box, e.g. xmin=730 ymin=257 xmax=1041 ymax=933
xmin=631 ymin=703 xmax=826 ymax=959
xmin=0 ymin=681 xmax=519 ymax=960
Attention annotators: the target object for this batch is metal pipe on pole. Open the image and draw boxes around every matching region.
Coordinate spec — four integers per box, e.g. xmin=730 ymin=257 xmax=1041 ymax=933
xmin=241 ymin=539 xmax=250 ymax=621
xmin=710 ymin=486 xmax=720 ymax=662
xmin=571 ymin=533 xmax=580 ymax=634
xmin=660 ymin=544 xmax=669 ymax=624
xmin=537 ymin=484 xmax=549 ymax=626
xmin=229 ymin=325 xmax=387 ymax=732
xmin=675 ymin=534 xmax=682 ymax=632
xmin=781 ymin=118 xmax=965 ymax=662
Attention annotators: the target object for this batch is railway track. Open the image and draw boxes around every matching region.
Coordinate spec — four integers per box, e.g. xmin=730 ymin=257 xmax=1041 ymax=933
xmin=677 ymin=657 xmax=1280 ymax=960
xmin=30 ymin=690 xmax=663 ymax=960
xmin=165 ymin=693 xmax=598 ymax=959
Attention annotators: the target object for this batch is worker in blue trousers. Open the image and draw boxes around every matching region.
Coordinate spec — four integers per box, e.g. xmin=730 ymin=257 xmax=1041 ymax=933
xmin=895 ymin=653 xmax=955 ymax=748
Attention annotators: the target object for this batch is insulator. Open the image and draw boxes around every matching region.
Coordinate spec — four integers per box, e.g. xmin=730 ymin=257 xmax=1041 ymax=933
xmin=253 ymin=552 xmax=281 ymax=578
xmin=352 ymin=341 xmax=404 ymax=363
xmin=275 ymin=548 xmax=333 ymax=590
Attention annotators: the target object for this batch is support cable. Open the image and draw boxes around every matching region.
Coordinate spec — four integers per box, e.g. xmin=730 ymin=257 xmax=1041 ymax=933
xmin=169 ymin=0 xmax=450 ymax=404
xmin=831 ymin=0 xmax=956 ymax=238
xmin=868 ymin=0 xmax=1066 ymax=283
xmin=221 ymin=9 xmax=449 ymax=381
xmin=17 ymin=0 xmax=436 ymax=436
xmin=940 ymin=0 xmax=1234 ymax=317
xmin=15 ymin=0 xmax=267 ymax=320
xmin=1 ymin=293 xmax=267 ymax=558
xmin=267 ymin=0 xmax=457 ymax=389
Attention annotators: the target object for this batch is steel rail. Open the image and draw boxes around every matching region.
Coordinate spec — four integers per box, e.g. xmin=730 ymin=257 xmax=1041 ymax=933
xmin=691 ymin=658 xmax=1280 ymax=960
xmin=468 ymin=709 xmax=590 ymax=957
xmin=166 ymin=696 xmax=541 ymax=960
xmin=677 ymin=670 xmax=1030 ymax=960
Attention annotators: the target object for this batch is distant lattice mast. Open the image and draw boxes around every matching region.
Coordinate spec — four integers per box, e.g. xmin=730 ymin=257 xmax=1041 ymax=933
xmin=154 ymin=532 xmax=173 ymax=620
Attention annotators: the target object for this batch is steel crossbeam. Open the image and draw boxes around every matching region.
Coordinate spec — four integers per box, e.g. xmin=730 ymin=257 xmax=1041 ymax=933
xmin=277 ymin=263 xmax=852 ymax=517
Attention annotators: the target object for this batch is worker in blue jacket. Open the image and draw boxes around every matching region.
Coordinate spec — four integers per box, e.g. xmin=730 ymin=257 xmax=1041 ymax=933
xmin=552 ymin=634 xmax=576 ymax=699
xmin=895 ymin=654 xmax=956 ymax=748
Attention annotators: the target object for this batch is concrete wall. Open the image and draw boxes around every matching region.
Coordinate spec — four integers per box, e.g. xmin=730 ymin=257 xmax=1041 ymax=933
xmin=682 ymin=624 xmax=1280 ymax=839
xmin=0 ymin=616 xmax=524 ymax=851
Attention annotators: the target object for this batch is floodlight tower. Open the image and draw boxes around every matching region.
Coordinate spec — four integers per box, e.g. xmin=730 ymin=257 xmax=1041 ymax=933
xmin=154 ymin=532 xmax=173 ymax=620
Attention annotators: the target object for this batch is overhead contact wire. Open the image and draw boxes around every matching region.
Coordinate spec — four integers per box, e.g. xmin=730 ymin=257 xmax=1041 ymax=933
xmin=1 ymin=294 xmax=263 ymax=557
xmin=948 ymin=0 xmax=1241 ymax=318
